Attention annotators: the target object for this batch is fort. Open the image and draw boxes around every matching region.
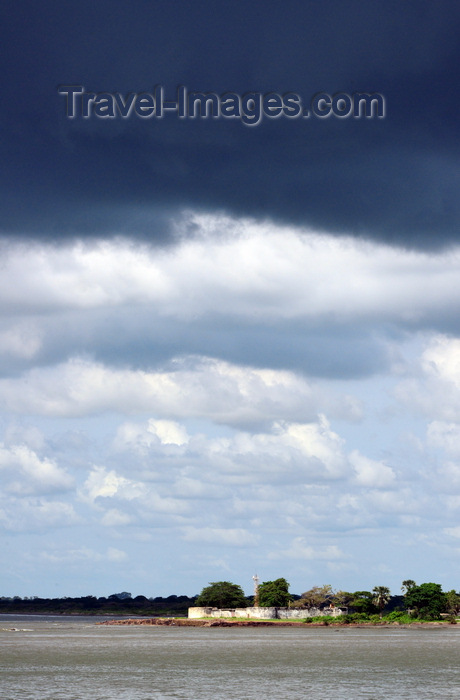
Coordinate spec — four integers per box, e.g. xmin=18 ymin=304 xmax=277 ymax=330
xmin=188 ymin=606 xmax=345 ymax=620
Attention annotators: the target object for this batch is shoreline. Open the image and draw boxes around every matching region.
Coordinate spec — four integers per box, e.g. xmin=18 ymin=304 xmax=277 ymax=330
xmin=96 ymin=617 xmax=455 ymax=628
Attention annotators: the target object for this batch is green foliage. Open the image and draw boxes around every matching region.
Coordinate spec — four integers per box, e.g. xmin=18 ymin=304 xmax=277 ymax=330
xmin=196 ymin=581 xmax=248 ymax=608
xmin=404 ymin=582 xmax=446 ymax=620
xmin=341 ymin=612 xmax=370 ymax=622
xmin=315 ymin=615 xmax=334 ymax=623
xmin=384 ymin=610 xmax=413 ymax=623
xmin=258 ymin=578 xmax=292 ymax=607
xmin=302 ymin=615 xmax=335 ymax=624
xmin=349 ymin=591 xmax=378 ymax=615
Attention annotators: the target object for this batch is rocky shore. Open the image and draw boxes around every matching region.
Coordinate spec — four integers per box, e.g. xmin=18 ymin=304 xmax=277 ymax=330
xmin=96 ymin=617 xmax=452 ymax=628
xmin=97 ymin=617 xmax=302 ymax=627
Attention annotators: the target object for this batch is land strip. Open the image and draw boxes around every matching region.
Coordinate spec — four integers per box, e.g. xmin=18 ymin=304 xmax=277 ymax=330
xmin=97 ymin=617 xmax=453 ymax=628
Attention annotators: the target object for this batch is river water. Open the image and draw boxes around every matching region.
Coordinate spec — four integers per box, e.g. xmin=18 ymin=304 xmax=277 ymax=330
xmin=1 ymin=615 xmax=459 ymax=699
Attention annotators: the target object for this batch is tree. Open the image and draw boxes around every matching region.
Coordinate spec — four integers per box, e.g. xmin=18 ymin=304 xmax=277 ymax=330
xmin=196 ymin=581 xmax=248 ymax=608
xmin=445 ymin=590 xmax=460 ymax=616
xmin=258 ymin=578 xmax=292 ymax=607
xmin=334 ymin=590 xmax=355 ymax=608
xmin=401 ymin=580 xmax=416 ymax=595
xmin=109 ymin=591 xmax=132 ymax=600
xmin=349 ymin=591 xmax=378 ymax=615
xmin=372 ymin=586 xmax=391 ymax=617
xmin=295 ymin=584 xmax=335 ymax=609
xmin=404 ymin=582 xmax=446 ymax=620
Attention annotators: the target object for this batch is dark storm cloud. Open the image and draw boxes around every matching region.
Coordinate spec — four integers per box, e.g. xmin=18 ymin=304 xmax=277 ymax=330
xmin=1 ymin=0 xmax=459 ymax=247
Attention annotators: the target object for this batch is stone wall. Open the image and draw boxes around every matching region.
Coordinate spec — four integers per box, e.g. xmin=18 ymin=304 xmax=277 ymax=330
xmin=188 ymin=606 xmax=344 ymax=619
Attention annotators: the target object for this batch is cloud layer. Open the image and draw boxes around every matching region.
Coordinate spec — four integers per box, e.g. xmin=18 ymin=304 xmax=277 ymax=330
xmin=1 ymin=216 xmax=460 ymax=596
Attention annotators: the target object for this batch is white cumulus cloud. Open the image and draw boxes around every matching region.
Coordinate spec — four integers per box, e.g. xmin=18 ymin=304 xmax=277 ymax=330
xmin=349 ymin=450 xmax=396 ymax=488
xmin=0 ymin=443 xmax=74 ymax=495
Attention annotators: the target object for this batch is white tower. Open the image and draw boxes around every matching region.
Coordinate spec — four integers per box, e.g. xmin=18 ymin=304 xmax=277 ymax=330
xmin=252 ymin=574 xmax=260 ymax=607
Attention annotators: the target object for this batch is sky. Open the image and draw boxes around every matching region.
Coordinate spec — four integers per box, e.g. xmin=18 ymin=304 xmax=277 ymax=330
xmin=1 ymin=0 xmax=460 ymax=599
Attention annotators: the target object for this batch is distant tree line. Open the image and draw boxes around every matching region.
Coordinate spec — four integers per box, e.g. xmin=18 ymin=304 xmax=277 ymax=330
xmin=0 ymin=592 xmax=197 ymax=616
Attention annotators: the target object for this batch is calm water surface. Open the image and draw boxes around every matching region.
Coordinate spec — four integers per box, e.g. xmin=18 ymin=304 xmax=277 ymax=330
xmin=1 ymin=615 xmax=459 ymax=699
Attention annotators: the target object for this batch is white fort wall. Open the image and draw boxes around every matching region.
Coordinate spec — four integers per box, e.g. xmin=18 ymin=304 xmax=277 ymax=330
xmin=188 ymin=606 xmax=345 ymax=619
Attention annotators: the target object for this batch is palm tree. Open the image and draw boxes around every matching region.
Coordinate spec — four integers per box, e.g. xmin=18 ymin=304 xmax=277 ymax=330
xmin=372 ymin=586 xmax=391 ymax=617
xmin=401 ymin=580 xmax=416 ymax=595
